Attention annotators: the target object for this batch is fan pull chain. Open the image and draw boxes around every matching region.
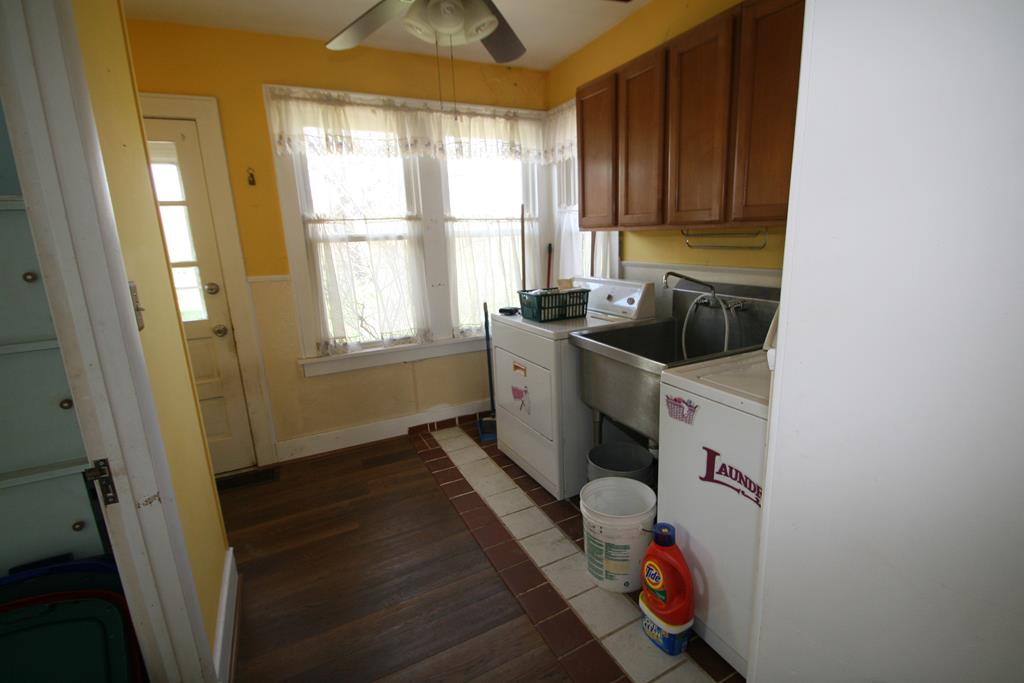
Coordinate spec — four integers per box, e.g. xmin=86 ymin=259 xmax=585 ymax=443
xmin=434 ymin=34 xmax=445 ymax=112
xmin=449 ymin=35 xmax=458 ymax=119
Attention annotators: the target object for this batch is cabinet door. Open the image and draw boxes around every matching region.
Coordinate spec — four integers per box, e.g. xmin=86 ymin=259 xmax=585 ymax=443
xmin=576 ymin=74 xmax=617 ymax=229
xmin=617 ymin=49 xmax=666 ymax=227
xmin=730 ymin=0 xmax=804 ymax=222
xmin=666 ymin=12 xmax=736 ymax=225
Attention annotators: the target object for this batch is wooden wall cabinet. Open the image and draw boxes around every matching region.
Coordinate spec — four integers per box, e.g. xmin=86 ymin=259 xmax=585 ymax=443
xmin=665 ymin=11 xmax=736 ymax=225
xmin=730 ymin=0 xmax=805 ymax=222
xmin=575 ymin=0 xmax=804 ymax=231
xmin=617 ymin=49 xmax=666 ymax=227
xmin=576 ymin=73 xmax=617 ymax=229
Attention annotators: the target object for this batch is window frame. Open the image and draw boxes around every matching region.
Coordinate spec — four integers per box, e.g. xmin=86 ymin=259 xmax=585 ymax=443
xmin=268 ymin=88 xmax=556 ymax=377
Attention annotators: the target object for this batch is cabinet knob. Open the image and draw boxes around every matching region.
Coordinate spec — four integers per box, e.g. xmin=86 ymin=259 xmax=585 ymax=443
xmin=72 ymin=520 xmax=86 ymax=532
xmin=22 ymin=271 xmax=38 ymax=283
xmin=59 ymin=398 xmax=74 ymax=410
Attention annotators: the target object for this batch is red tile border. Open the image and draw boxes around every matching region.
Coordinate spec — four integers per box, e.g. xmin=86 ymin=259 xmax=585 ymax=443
xmin=535 ymin=609 xmax=593 ymax=657
xmin=460 ymin=505 xmax=498 ymax=531
xmin=457 ymin=413 xmax=478 ymax=425
xmin=503 ymin=464 xmax=527 ymax=479
xmin=484 ymin=539 xmax=529 ymax=571
xmin=424 ymin=456 xmax=455 ymax=473
xmin=491 ymin=453 xmax=514 ymax=467
xmin=541 ymin=500 xmax=579 ymax=524
xmin=449 ymin=491 xmax=485 ymax=514
xmin=559 ymin=639 xmax=625 ymax=683
xmin=418 ymin=447 xmax=446 ymax=463
xmin=557 ymin=515 xmax=584 ymax=541
xmin=526 ymin=486 xmax=557 ymax=506
xmin=516 ymin=583 xmax=567 ymax=624
xmin=687 ymin=636 xmax=738 ymax=682
xmin=514 ymin=474 xmax=541 ymax=491
xmin=435 ymin=417 xmax=457 ymax=429
xmin=471 ymin=520 xmax=513 ymax=549
xmin=498 ymin=560 xmax=546 ymax=596
xmin=408 ymin=423 xmax=430 ymax=434
xmin=432 ymin=468 xmax=463 ymax=486
xmin=441 ymin=479 xmax=473 ymax=498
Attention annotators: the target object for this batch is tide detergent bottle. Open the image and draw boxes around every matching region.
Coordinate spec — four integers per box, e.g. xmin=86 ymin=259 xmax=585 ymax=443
xmin=639 ymin=522 xmax=695 ymax=656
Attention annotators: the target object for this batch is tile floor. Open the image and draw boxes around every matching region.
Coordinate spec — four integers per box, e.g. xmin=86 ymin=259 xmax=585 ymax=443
xmin=409 ymin=417 xmax=744 ymax=683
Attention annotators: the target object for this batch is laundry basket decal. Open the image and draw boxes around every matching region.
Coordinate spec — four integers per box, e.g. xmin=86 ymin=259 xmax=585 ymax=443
xmin=511 ymin=385 xmax=531 ymax=414
xmin=665 ymin=395 xmax=698 ymax=424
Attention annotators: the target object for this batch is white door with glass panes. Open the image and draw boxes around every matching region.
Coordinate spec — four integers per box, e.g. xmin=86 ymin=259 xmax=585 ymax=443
xmin=144 ymin=118 xmax=255 ymax=473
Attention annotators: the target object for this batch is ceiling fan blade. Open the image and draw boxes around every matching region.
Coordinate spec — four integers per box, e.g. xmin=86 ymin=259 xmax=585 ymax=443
xmin=326 ymin=0 xmax=412 ymax=51
xmin=478 ymin=0 xmax=526 ymax=64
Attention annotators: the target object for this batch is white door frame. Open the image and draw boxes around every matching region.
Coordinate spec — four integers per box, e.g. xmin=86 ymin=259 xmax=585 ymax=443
xmin=0 ymin=1 xmax=217 ymax=680
xmin=140 ymin=94 xmax=277 ymax=469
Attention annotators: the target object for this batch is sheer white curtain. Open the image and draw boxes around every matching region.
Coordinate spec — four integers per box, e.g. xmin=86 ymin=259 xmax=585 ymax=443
xmin=543 ymin=101 xmax=619 ymax=281
xmin=267 ymin=85 xmax=547 ymax=352
xmin=446 ymin=155 xmax=540 ymax=335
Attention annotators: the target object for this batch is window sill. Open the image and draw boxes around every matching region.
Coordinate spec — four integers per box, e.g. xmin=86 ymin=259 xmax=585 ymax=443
xmin=298 ymin=335 xmax=486 ymax=377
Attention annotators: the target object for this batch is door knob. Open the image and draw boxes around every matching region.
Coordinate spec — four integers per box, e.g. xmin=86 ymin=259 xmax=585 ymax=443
xmin=204 ymin=282 xmax=220 ymax=295
xmin=213 ymin=324 xmax=229 ymax=337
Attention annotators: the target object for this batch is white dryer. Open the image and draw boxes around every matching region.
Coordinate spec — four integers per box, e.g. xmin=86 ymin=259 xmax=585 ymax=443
xmin=491 ymin=278 xmax=654 ymax=499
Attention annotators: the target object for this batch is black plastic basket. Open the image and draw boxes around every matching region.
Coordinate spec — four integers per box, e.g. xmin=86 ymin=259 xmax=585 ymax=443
xmin=518 ymin=288 xmax=590 ymax=322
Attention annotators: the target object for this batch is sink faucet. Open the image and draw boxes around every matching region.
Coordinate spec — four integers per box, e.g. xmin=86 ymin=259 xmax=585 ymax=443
xmin=662 ymin=271 xmax=717 ymax=298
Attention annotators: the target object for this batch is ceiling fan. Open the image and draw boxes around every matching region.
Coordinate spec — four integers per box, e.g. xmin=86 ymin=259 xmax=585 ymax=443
xmin=326 ymin=0 xmax=633 ymax=64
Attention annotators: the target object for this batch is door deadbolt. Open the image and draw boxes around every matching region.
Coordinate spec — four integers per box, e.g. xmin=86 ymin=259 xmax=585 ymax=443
xmin=213 ymin=324 xmax=229 ymax=337
xmin=204 ymin=282 xmax=220 ymax=295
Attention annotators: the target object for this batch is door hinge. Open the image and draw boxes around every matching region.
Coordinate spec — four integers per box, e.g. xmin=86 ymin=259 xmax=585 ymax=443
xmin=83 ymin=458 xmax=118 ymax=505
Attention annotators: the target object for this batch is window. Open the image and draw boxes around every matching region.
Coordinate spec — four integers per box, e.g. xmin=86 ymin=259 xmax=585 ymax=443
xmin=302 ymin=136 xmax=425 ymax=352
xmin=445 ymin=153 xmax=536 ymax=333
xmin=147 ymin=141 xmax=207 ymax=322
xmin=267 ymin=86 xmax=612 ymax=372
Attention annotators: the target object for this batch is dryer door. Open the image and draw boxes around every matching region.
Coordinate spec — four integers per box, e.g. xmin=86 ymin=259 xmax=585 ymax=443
xmin=494 ymin=347 xmax=553 ymax=440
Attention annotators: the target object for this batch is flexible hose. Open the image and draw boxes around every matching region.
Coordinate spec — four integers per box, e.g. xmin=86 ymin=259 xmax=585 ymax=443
xmin=681 ymin=294 xmax=730 ymax=360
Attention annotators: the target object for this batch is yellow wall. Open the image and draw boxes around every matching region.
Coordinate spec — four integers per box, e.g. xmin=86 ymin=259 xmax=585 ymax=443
xmin=125 ymin=22 xmax=542 ymax=442
xmin=547 ymin=0 xmax=785 ymax=271
xmin=126 ymin=20 xmax=547 ymax=277
xmin=250 ymin=279 xmax=487 ymax=441
xmin=73 ymin=0 xmax=228 ymax=648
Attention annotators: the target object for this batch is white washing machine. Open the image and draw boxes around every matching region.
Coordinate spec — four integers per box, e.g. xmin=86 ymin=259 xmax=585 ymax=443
xmin=657 ymin=350 xmax=771 ymax=677
xmin=491 ymin=278 xmax=654 ymax=499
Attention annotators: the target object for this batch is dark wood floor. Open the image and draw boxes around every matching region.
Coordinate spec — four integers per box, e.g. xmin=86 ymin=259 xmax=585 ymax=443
xmin=219 ymin=436 xmax=569 ymax=682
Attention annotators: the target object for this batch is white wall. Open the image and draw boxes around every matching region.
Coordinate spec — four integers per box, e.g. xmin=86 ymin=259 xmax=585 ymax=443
xmin=751 ymin=2 xmax=1024 ymax=681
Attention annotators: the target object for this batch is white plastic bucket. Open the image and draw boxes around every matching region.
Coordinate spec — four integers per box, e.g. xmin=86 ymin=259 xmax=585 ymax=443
xmin=580 ymin=477 xmax=657 ymax=593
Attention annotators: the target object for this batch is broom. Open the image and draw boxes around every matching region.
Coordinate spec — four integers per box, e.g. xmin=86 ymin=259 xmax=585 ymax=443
xmin=478 ymin=302 xmax=497 ymax=443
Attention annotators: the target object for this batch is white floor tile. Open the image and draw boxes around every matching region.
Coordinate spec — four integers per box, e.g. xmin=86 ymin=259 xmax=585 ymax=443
xmin=520 ymin=527 xmax=577 ymax=567
xmin=569 ymin=587 xmax=641 ymax=638
xmin=653 ymin=659 xmax=715 ymax=683
xmin=604 ymin=619 xmax=684 ymax=683
xmin=485 ymin=488 xmax=534 ymax=516
xmin=447 ymin=445 xmax=488 ymax=466
xmin=501 ymin=507 xmax=553 ymax=539
xmin=542 ymin=552 xmax=594 ymax=599
xmin=457 ymin=458 xmax=502 ymax=483
xmin=471 ymin=470 xmax=517 ymax=497
xmin=432 ymin=427 xmax=465 ymax=442
xmin=438 ymin=434 xmax=477 ymax=452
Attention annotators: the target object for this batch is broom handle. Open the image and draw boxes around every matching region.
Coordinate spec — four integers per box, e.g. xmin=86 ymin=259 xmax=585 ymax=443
xmin=520 ymin=204 xmax=526 ymax=291
xmin=484 ymin=302 xmax=496 ymax=415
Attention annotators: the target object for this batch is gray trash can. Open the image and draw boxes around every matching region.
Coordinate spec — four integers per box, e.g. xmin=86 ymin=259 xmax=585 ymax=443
xmin=587 ymin=442 xmax=654 ymax=485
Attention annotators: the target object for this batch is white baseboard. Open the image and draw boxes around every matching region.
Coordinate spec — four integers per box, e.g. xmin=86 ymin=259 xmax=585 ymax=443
xmin=213 ymin=547 xmax=239 ymax=683
xmin=274 ymin=398 xmax=491 ymax=462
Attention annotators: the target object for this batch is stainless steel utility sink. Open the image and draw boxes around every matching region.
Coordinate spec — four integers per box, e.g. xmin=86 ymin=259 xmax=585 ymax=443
xmin=569 ymin=282 xmax=779 ymax=441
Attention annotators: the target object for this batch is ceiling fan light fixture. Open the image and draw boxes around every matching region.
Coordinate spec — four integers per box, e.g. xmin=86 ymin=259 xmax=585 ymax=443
xmin=402 ymin=0 xmax=435 ymax=41
xmin=463 ymin=0 xmax=498 ymax=40
xmin=426 ymin=0 xmax=465 ymax=35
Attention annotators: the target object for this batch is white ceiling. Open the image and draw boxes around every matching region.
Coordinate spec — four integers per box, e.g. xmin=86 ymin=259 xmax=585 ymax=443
xmin=123 ymin=0 xmax=650 ymax=70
